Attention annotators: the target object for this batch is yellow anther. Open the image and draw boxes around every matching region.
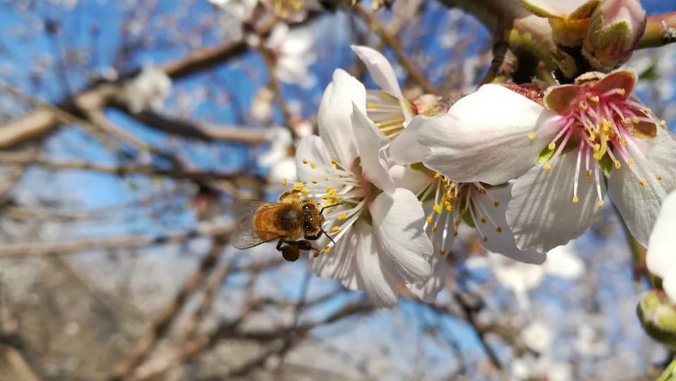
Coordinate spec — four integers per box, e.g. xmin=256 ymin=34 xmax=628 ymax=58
xmin=323 ymin=246 xmax=331 ymax=253
xmin=446 ymin=205 xmax=452 ymax=212
xmin=618 ymin=88 xmax=626 ymax=96
xmin=639 ymin=179 xmax=647 ymax=186
xmin=657 ymin=174 xmax=663 ymax=181
xmin=632 ymin=116 xmax=640 ymax=124
xmin=579 ymin=101 xmax=588 ymax=110
xmin=543 ymin=163 xmax=552 ymax=171
xmin=597 ymin=200 xmax=605 ymax=208
xmin=330 ymin=158 xmax=337 ymax=165
xmin=433 ymin=204 xmax=443 ymax=214
xmin=431 ymin=226 xmax=438 ymax=233
xmin=643 ymin=107 xmax=652 ymax=114
xmin=281 ymin=178 xmax=288 ymax=186
xmin=661 ymin=120 xmax=667 ymax=129
xmin=426 ymin=216 xmax=433 ymax=223
xmin=338 ymin=213 xmax=347 ymax=221
xmin=496 ymin=226 xmax=502 ymax=233
xmin=548 ymin=142 xmax=556 ymax=150
xmin=614 ymin=160 xmax=621 ymax=169
xmin=528 ymin=132 xmax=536 ymax=141
xmin=326 ymin=187 xmax=336 ymax=196
xmin=627 ymin=159 xmax=635 ymax=165
xmin=302 ymin=158 xmax=308 ymax=164
xmin=312 ymin=179 xmax=318 ymax=184
xmin=572 ymin=195 xmax=579 ymax=204
xmin=434 ymin=172 xmax=441 ymax=179
xmin=293 ymin=182 xmax=304 ymax=191
xmin=310 ymin=162 xmax=316 ymax=169
xmin=594 ymin=144 xmax=601 ymax=152
xmin=301 ymin=187 xmax=309 ymax=195
xmin=326 ymin=207 xmax=333 ymax=213
xmin=323 ymin=176 xmax=329 ymax=182
xmin=586 ymin=169 xmax=593 ymax=178
xmin=590 ymin=96 xmax=600 ymax=103
xmin=589 ymin=133 xmax=596 ymax=142
xmin=331 ymin=226 xmax=340 ymax=233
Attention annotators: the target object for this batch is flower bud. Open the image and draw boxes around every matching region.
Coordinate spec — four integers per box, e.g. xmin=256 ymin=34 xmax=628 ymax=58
xmin=637 ymin=291 xmax=676 ymax=348
xmin=582 ymin=0 xmax=646 ymax=71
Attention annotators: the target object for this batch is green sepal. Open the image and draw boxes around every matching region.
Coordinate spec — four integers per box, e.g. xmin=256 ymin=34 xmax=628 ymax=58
xmin=537 ymin=144 xmax=556 ymax=164
xmin=461 ymin=210 xmax=475 ymax=228
xmin=598 ymin=154 xmax=614 ymax=176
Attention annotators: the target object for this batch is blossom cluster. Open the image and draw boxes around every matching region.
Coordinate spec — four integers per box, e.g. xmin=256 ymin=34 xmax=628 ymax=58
xmin=287 ymin=45 xmax=676 ymax=308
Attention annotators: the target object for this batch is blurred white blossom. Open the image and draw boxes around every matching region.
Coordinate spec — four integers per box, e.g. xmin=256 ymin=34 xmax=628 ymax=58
xmin=266 ymin=23 xmax=317 ymax=88
xmin=258 ymin=126 xmax=297 ymax=185
xmin=119 ymin=65 xmax=172 ymax=114
xmin=251 ymin=86 xmax=275 ymax=124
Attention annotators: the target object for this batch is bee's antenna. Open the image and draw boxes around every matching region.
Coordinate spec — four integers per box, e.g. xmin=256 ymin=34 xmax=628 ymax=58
xmin=321 ymin=228 xmax=335 ymax=244
xmin=320 ymin=202 xmax=343 ymax=214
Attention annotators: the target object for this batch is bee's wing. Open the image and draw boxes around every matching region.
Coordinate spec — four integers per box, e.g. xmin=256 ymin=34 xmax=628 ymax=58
xmin=229 ymin=200 xmax=282 ymax=249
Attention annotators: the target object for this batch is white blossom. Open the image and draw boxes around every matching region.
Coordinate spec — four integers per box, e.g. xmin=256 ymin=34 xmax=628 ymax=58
xmin=646 ymin=190 xmax=676 ymax=302
xmin=295 ymin=69 xmax=432 ymax=308
xmin=266 ymin=24 xmax=317 ymax=89
xmin=119 ymin=65 xmax=172 ymax=114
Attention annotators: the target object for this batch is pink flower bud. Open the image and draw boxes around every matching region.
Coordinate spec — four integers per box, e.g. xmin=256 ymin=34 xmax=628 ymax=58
xmin=582 ymin=0 xmax=646 ymax=71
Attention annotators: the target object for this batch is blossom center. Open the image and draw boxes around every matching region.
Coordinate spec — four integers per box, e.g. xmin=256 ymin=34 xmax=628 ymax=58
xmin=540 ymin=84 xmax=665 ymax=205
xmin=295 ymin=156 xmax=379 ymax=255
xmin=419 ymin=174 xmax=503 ymax=255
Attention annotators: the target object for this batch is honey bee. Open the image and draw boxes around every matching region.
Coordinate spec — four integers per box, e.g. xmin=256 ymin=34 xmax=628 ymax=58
xmin=231 ymin=190 xmax=332 ymax=262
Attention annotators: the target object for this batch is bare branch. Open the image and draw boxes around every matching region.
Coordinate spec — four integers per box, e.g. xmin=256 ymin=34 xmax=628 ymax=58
xmin=0 ymin=224 xmax=233 ymax=258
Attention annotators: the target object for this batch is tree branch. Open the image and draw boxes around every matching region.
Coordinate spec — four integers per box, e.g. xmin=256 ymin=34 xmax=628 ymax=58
xmin=639 ymin=12 xmax=676 ymax=49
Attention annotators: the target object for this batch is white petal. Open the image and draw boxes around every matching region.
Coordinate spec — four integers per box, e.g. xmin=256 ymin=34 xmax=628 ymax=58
xmin=311 ymin=229 xmax=360 ymax=289
xmin=507 ymin=148 xmax=604 ymax=253
xmin=608 ymin=128 xmax=676 ymax=246
xmin=406 ymin=253 xmax=448 ymax=303
xmin=646 ymin=191 xmax=676 ymax=280
xmin=318 ymin=69 xmax=366 ymax=166
xmin=370 ymin=189 xmax=433 ymax=283
xmin=296 ymin=135 xmax=332 ymax=182
xmin=419 ymin=85 xmax=561 ymax=185
xmin=388 ymin=115 xmax=431 ymax=165
xmin=355 ymin=220 xmax=399 ymax=308
xmin=268 ymin=158 xmax=297 ymax=184
xmin=388 ymin=164 xmax=432 ymax=195
xmin=663 ymin=268 xmax=676 ymax=303
xmin=265 ymin=23 xmax=289 ymax=49
xmin=351 ymin=45 xmax=403 ymax=99
xmin=351 ymin=104 xmax=395 ymax=194
xmin=472 ymin=185 xmax=547 ymax=264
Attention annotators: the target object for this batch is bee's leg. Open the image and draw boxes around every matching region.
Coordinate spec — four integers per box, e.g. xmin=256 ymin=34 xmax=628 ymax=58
xmin=279 ymin=189 xmax=301 ymax=202
xmin=304 ymin=231 xmax=322 ymax=240
xmin=297 ymin=240 xmax=320 ymax=258
xmin=276 ymin=239 xmax=300 ymax=262
xmin=281 ymin=243 xmax=301 ymax=262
